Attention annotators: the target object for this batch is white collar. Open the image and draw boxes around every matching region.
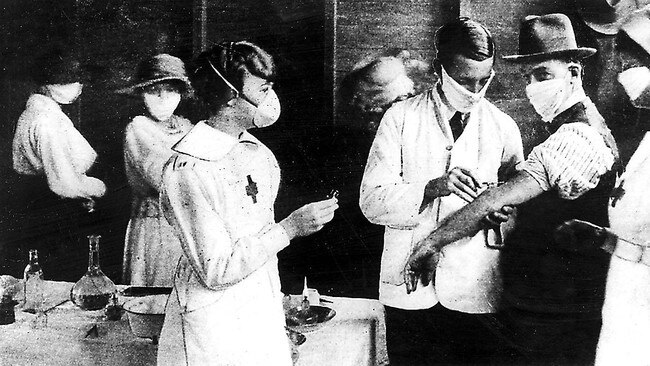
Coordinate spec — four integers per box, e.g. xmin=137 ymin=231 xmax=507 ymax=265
xmin=29 ymin=93 xmax=62 ymax=111
xmin=173 ymin=121 xmax=258 ymax=161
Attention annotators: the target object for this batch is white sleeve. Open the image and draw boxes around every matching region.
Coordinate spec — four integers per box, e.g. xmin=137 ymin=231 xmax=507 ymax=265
xmin=499 ymin=116 xmax=525 ymax=179
xmin=359 ymin=104 xmax=429 ymax=229
xmin=36 ymin=117 xmax=106 ymax=199
xmin=123 ymin=118 xmax=175 ymax=191
xmin=521 ymin=124 xmax=614 ymax=199
xmin=161 ymin=160 xmax=290 ymax=290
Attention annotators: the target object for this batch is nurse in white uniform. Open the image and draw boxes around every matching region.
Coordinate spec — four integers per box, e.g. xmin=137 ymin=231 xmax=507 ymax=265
xmin=157 ymin=41 xmax=338 ymax=366
xmin=596 ymin=6 xmax=650 ymax=366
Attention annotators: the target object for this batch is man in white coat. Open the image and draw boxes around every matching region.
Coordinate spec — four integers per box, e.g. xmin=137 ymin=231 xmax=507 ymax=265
xmin=359 ymin=18 xmax=524 ymax=365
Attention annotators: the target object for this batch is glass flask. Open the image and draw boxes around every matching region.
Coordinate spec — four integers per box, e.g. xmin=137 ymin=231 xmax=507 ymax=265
xmin=71 ymin=235 xmax=116 ymax=310
xmin=23 ymin=249 xmax=44 ymax=312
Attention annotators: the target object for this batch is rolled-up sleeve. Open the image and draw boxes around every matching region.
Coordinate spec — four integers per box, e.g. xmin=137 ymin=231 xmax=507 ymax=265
xmin=499 ymin=115 xmax=525 ymax=179
xmin=522 ymin=123 xmax=615 ymax=199
xmin=359 ymin=105 xmax=429 ymax=229
xmin=161 ymin=162 xmax=290 ymax=290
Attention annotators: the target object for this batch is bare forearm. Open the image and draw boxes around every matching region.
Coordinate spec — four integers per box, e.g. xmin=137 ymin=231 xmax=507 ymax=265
xmin=421 ymin=171 xmax=543 ymax=250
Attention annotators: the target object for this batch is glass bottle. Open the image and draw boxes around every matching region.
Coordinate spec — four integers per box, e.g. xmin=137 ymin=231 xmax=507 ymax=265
xmin=71 ymin=235 xmax=116 ymax=310
xmin=23 ymin=249 xmax=44 ymax=312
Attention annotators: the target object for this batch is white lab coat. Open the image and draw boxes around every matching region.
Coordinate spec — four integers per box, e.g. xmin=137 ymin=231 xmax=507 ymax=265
xmin=596 ymin=132 xmax=650 ymax=366
xmin=157 ymin=122 xmax=292 ymax=366
xmin=12 ymin=93 xmax=105 ymax=198
xmin=122 ymin=115 xmax=192 ymax=286
xmin=360 ymin=88 xmax=524 ymax=312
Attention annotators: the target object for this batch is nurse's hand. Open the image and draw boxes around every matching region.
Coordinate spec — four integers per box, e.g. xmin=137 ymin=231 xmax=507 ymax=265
xmin=280 ymin=197 xmax=339 ymax=239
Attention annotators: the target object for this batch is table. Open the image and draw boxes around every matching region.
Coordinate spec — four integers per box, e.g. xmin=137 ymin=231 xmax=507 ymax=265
xmin=0 ymin=281 xmax=387 ymax=366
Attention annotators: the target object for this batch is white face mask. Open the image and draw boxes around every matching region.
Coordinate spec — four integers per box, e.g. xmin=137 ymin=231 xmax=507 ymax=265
xmin=618 ymin=66 xmax=650 ymax=110
xmin=525 ymin=72 xmax=571 ymax=122
xmin=440 ymin=65 xmax=494 ymax=113
xmin=143 ymin=90 xmax=181 ymax=122
xmin=47 ymin=83 xmax=83 ymax=104
xmin=250 ymin=89 xmax=281 ymax=128
xmin=207 ymin=59 xmax=281 ymax=128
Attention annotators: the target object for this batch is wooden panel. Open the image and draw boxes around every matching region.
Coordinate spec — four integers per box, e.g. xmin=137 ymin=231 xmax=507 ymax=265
xmin=337 ymin=1 xmax=435 ymax=27
xmin=462 ymin=0 xmax=577 ymax=100
xmin=336 ymin=24 xmax=436 ymax=53
xmin=332 ymin=0 xmax=457 ymax=123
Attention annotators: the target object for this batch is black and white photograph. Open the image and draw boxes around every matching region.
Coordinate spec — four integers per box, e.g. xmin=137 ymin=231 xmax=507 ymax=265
xmin=1 ymin=0 xmax=649 ymax=365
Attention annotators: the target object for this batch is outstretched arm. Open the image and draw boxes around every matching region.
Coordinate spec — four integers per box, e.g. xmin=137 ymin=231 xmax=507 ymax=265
xmin=405 ymin=170 xmax=544 ymax=292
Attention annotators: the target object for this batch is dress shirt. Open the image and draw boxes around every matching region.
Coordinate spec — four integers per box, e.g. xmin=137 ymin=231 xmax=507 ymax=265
xmin=522 ymin=99 xmax=615 ymax=199
xmin=360 ymin=87 xmax=524 ymax=311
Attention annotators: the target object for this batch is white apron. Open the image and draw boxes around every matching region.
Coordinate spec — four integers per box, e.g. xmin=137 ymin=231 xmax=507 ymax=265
xmin=596 ymin=132 xmax=650 ymax=366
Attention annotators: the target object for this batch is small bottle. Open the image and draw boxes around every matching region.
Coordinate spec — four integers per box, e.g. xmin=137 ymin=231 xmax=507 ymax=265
xmin=301 ymin=277 xmax=310 ymax=311
xmin=23 ymin=249 xmax=44 ymax=312
xmin=104 ymin=293 xmax=123 ymax=321
xmin=0 ymin=294 xmax=18 ymax=325
xmin=71 ymin=235 xmax=116 ymax=310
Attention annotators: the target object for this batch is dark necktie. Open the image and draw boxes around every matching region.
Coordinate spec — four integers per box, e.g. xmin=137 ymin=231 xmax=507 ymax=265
xmin=449 ymin=111 xmax=465 ymax=141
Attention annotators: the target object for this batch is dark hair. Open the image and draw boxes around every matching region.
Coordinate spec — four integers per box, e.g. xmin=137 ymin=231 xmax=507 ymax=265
xmin=191 ymin=41 xmax=276 ymax=112
xmin=33 ymin=46 xmax=85 ymax=86
xmin=139 ymin=79 xmax=188 ymax=96
xmin=435 ymin=17 xmax=495 ymax=67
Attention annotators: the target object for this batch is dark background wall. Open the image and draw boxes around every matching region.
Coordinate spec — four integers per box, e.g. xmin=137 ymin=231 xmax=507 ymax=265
xmin=0 ymin=0 xmax=195 ymax=282
xmin=0 ymin=0 xmax=640 ymax=299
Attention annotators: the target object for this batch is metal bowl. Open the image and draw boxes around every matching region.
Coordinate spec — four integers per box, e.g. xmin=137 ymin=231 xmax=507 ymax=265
xmin=285 ymin=305 xmax=336 ymax=333
xmin=122 ymin=294 xmax=168 ymax=343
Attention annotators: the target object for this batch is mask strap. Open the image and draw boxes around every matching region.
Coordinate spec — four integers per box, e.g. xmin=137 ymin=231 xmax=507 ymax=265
xmin=207 ymin=58 xmax=265 ymax=108
xmin=207 ymin=59 xmax=240 ymax=98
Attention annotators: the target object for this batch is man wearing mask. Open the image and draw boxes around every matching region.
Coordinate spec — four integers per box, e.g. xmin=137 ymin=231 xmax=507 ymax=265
xmin=360 ymin=18 xmax=524 ymax=365
xmin=404 ymin=14 xmax=619 ymax=365
xmin=595 ymin=6 xmax=650 ymax=365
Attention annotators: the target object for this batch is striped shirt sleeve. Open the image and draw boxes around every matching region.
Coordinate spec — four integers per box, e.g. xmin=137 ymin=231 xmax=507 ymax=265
xmin=522 ymin=123 xmax=615 ymax=200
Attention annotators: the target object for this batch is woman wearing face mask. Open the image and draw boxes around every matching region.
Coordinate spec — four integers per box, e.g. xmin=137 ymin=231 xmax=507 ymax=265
xmin=120 ymin=54 xmax=193 ymax=286
xmin=10 ymin=47 xmax=106 ymax=280
xmin=156 ymin=41 xmax=338 ymax=366
xmin=595 ymin=6 xmax=650 ymax=365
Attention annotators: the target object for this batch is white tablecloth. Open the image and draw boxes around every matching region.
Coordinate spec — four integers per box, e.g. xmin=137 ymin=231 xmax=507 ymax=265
xmin=0 ymin=281 xmax=387 ymax=366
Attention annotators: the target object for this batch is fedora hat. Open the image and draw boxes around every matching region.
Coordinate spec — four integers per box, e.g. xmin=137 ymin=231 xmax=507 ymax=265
xmin=503 ymin=13 xmax=596 ymax=62
xmin=619 ymin=5 xmax=650 ymax=55
xmin=578 ymin=0 xmax=649 ymax=35
xmin=118 ymin=54 xmax=190 ymax=94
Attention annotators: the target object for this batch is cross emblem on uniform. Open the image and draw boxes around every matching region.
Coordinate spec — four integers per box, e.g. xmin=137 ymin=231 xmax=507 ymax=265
xmin=246 ymin=175 xmax=258 ymax=204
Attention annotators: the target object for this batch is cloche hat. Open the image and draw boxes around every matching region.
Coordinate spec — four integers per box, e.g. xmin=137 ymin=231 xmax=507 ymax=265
xmin=503 ymin=13 xmax=597 ymax=62
xmin=118 ymin=54 xmax=191 ymax=94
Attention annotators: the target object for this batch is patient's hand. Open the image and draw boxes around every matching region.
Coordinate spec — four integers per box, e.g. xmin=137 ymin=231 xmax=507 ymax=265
xmin=403 ymin=239 xmax=441 ymax=294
